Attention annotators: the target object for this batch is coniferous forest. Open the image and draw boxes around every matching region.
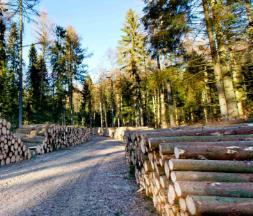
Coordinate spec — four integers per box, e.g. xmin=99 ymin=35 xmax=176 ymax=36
xmin=0 ymin=0 xmax=253 ymax=129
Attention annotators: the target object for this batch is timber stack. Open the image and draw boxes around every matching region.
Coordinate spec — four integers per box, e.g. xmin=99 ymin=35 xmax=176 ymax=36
xmin=0 ymin=119 xmax=31 ymax=166
xmin=16 ymin=124 xmax=91 ymax=155
xmin=125 ymin=125 xmax=253 ymax=216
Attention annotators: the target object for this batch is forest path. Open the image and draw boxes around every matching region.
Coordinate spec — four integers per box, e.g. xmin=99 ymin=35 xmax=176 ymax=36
xmin=0 ymin=136 xmax=156 ymax=216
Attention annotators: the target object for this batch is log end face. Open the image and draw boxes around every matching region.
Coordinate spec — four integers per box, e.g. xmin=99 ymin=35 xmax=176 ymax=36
xmin=186 ymin=195 xmax=196 ymax=215
xmin=174 ymin=181 xmax=182 ymax=197
xmin=168 ymin=184 xmax=176 ymax=205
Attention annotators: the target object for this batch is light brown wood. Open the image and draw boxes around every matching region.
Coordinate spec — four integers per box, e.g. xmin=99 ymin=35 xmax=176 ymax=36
xmin=174 ymin=142 xmax=253 ymax=160
xmin=169 ymin=159 xmax=253 ymax=173
xmin=186 ymin=195 xmax=253 ymax=216
xmin=171 ymin=171 xmax=253 ymax=183
xmin=174 ymin=181 xmax=253 ymax=198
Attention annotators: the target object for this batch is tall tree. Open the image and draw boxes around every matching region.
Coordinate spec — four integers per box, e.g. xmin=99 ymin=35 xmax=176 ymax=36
xmin=4 ymin=23 xmax=20 ymax=126
xmin=0 ymin=12 xmax=7 ymax=119
xmin=81 ymin=75 xmax=93 ymax=127
xmin=50 ymin=26 xmax=67 ymax=124
xmin=118 ymin=9 xmax=147 ymax=126
xmin=4 ymin=0 xmax=40 ymax=127
xmin=65 ymin=26 xmax=87 ymax=125
xmin=26 ymin=44 xmax=39 ymax=123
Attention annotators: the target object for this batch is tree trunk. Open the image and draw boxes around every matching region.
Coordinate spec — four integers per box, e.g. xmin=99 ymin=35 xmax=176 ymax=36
xmin=211 ymin=0 xmax=239 ymax=119
xmin=99 ymin=90 xmax=103 ymax=128
xmin=160 ymin=88 xmax=168 ymax=128
xmin=18 ymin=0 xmax=23 ymax=128
xmin=169 ymin=159 xmax=253 ymax=173
xmin=171 ymin=171 xmax=253 ymax=183
xmin=69 ymin=80 xmax=74 ymax=125
xmin=174 ymin=142 xmax=253 ymax=160
xmin=148 ymin=134 xmax=253 ymax=150
xmin=166 ymin=82 xmax=176 ymax=127
xmin=202 ymin=0 xmax=228 ymax=120
xmin=174 ymin=181 xmax=253 ymax=198
xmin=230 ymin=50 xmax=245 ymax=118
xmin=186 ymin=195 xmax=253 ymax=216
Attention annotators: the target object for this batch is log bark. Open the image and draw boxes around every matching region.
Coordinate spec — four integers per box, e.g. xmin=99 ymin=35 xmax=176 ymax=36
xmin=169 ymin=159 xmax=253 ymax=173
xmin=171 ymin=171 xmax=253 ymax=183
xmin=174 ymin=142 xmax=253 ymax=160
xmin=148 ymin=134 xmax=253 ymax=150
xmin=186 ymin=195 xmax=253 ymax=216
xmin=174 ymin=181 xmax=253 ymax=198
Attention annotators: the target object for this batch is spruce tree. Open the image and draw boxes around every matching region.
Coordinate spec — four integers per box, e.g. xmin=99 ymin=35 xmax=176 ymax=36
xmin=50 ymin=26 xmax=67 ymax=124
xmin=65 ymin=26 xmax=87 ymax=125
xmin=81 ymin=75 xmax=93 ymax=127
xmin=26 ymin=44 xmax=39 ymax=123
xmin=4 ymin=23 xmax=20 ymax=126
xmin=118 ymin=9 xmax=147 ymax=126
xmin=0 ymin=15 xmax=7 ymax=119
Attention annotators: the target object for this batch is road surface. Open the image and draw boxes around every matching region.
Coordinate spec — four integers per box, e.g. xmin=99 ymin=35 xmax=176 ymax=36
xmin=0 ymin=136 xmax=156 ymax=216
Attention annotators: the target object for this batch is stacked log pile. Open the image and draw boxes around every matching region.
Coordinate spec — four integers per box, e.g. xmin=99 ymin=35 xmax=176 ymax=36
xmin=93 ymin=127 xmax=151 ymax=141
xmin=0 ymin=119 xmax=31 ymax=166
xmin=17 ymin=125 xmax=91 ymax=155
xmin=125 ymin=125 xmax=253 ymax=216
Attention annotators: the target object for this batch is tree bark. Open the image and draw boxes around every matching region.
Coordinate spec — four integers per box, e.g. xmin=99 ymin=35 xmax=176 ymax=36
xmin=169 ymin=159 xmax=253 ymax=173
xmin=148 ymin=134 xmax=253 ymax=150
xmin=202 ymin=0 xmax=228 ymax=120
xmin=186 ymin=195 xmax=253 ymax=216
xmin=174 ymin=181 xmax=253 ymax=198
xmin=174 ymin=142 xmax=253 ymax=160
xmin=166 ymin=82 xmax=176 ymax=127
xmin=171 ymin=171 xmax=253 ymax=183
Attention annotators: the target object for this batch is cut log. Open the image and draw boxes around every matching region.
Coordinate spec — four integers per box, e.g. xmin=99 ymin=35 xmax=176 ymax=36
xmin=171 ymin=171 xmax=253 ymax=183
xmin=186 ymin=195 xmax=253 ymax=216
xmin=174 ymin=142 xmax=253 ymax=160
xmin=148 ymin=134 xmax=253 ymax=150
xmin=168 ymin=184 xmax=177 ymax=204
xmin=160 ymin=141 xmax=253 ymax=156
xmin=164 ymin=160 xmax=170 ymax=178
xmin=179 ymin=198 xmax=187 ymax=212
xmin=174 ymin=181 xmax=253 ymax=198
xmin=169 ymin=159 xmax=253 ymax=173
xmin=159 ymin=175 xmax=169 ymax=189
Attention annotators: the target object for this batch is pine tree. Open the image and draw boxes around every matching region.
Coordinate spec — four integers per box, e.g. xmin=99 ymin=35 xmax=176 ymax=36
xmin=0 ymin=13 xmax=6 ymax=77
xmin=50 ymin=26 xmax=67 ymax=124
xmin=4 ymin=23 xmax=20 ymax=126
xmin=65 ymin=26 xmax=87 ymax=125
xmin=37 ymin=54 xmax=50 ymax=120
xmin=81 ymin=75 xmax=93 ymax=127
xmin=118 ymin=9 xmax=147 ymax=126
xmin=0 ymin=14 xmax=7 ymax=120
xmin=26 ymin=44 xmax=39 ymax=123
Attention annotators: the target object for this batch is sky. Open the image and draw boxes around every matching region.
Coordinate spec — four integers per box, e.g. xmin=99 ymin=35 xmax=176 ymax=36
xmin=23 ymin=0 xmax=144 ymax=81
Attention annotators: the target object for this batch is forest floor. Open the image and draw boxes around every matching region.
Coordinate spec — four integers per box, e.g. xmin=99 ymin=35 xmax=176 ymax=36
xmin=0 ymin=136 xmax=156 ymax=216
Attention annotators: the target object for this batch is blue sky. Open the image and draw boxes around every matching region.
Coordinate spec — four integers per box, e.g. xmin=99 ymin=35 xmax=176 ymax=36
xmin=24 ymin=0 xmax=144 ymax=81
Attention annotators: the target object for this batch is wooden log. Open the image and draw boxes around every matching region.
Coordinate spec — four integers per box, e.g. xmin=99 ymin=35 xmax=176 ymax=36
xmin=186 ymin=195 xmax=253 ymax=216
xmin=168 ymin=184 xmax=177 ymax=204
xmin=148 ymin=134 xmax=253 ymax=150
xmin=159 ymin=175 xmax=169 ymax=189
xmin=169 ymin=159 xmax=253 ymax=173
xmin=174 ymin=142 xmax=253 ymax=160
xmin=179 ymin=197 xmax=187 ymax=212
xmin=160 ymin=141 xmax=253 ymax=155
xmin=174 ymin=181 xmax=253 ymax=198
xmin=171 ymin=171 xmax=253 ymax=183
xmin=164 ymin=160 xmax=170 ymax=178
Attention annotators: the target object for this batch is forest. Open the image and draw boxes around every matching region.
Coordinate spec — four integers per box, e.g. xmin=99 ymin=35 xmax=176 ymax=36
xmin=0 ymin=0 xmax=253 ymax=129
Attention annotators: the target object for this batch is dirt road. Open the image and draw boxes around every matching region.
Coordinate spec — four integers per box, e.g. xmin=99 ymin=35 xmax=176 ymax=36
xmin=0 ymin=136 xmax=156 ymax=216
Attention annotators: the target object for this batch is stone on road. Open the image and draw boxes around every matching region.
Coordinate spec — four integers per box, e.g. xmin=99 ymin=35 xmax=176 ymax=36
xmin=0 ymin=136 xmax=156 ymax=216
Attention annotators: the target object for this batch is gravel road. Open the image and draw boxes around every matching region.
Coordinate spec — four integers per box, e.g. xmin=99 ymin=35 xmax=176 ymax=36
xmin=0 ymin=136 xmax=156 ymax=216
